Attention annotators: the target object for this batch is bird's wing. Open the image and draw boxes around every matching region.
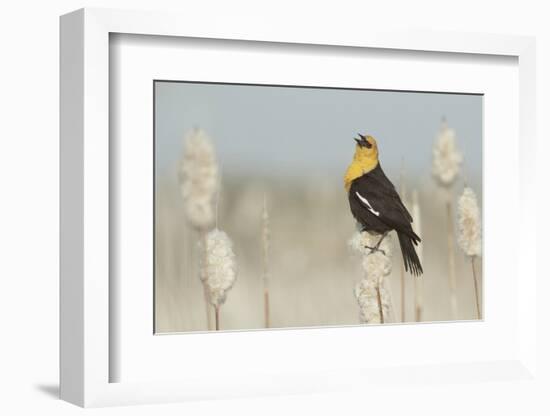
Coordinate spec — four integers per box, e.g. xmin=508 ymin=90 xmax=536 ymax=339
xmin=351 ymin=165 xmax=413 ymax=230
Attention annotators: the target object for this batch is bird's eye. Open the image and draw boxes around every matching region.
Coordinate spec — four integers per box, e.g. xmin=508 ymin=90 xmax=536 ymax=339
xmin=365 ymin=140 xmax=372 ymax=149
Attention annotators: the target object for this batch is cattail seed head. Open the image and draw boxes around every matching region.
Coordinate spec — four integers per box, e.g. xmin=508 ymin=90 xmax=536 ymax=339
xmin=457 ymin=187 xmax=482 ymax=257
xmin=178 ymin=128 xmax=219 ymax=230
xmin=432 ymin=120 xmax=463 ymax=187
xmin=349 ymin=231 xmax=392 ymax=275
xmin=354 ymin=278 xmax=392 ymax=324
xmin=350 ymin=231 xmax=393 ymax=324
xmin=200 ymin=229 xmax=237 ymax=307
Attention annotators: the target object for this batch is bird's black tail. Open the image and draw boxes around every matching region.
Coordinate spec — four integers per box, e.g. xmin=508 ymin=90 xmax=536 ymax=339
xmin=397 ymin=232 xmax=423 ymax=276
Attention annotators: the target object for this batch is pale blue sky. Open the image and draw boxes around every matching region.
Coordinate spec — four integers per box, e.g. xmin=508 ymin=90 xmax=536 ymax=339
xmin=155 ymin=81 xmax=482 ymax=186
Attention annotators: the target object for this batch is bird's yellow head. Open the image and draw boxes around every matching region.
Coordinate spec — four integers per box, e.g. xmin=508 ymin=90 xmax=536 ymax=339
xmin=353 ymin=133 xmax=379 ymax=162
xmin=344 ymin=134 xmax=379 ymax=192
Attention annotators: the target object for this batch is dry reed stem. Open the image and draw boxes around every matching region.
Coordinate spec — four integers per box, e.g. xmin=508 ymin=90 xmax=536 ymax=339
xmin=411 ymin=189 xmax=423 ymax=322
xmin=203 ymin=289 xmax=213 ymax=329
xmin=200 ymin=231 xmax=214 ymax=330
xmin=471 ymin=257 xmax=481 ymax=319
xmin=400 ymin=267 xmax=405 ymax=322
xmin=446 ymin=194 xmax=458 ymax=320
xmin=414 ymin=278 xmax=423 ymax=322
xmin=263 ymin=289 xmax=270 ymax=328
xmin=376 ymin=280 xmax=385 ymax=324
xmin=261 ymin=194 xmax=271 ymax=328
xmin=214 ymin=305 xmax=220 ymax=331
xmin=399 ymin=164 xmax=406 ymax=322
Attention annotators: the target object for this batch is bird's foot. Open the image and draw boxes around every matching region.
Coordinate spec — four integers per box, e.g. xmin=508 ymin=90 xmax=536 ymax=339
xmin=363 ymin=245 xmax=386 ymax=256
xmin=374 ymin=232 xmax=389 ymax=250
xmin=363 ymin=232 xmax=389 ymax=256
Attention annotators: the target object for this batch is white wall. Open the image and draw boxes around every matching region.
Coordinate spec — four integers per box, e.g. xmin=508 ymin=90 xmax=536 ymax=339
xmin=0 ymin=1 xmax=547 ymax=415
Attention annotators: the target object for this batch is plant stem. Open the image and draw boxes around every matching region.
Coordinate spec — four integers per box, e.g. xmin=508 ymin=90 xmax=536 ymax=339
xmin=261 ymin=193 xmax=270 ymax=329
xmin=214 ymin=305 xmax=220 ymax=331
xmin=414 ymin=307 xmax=422 ymax=322
xmin=446 ymin=195 xmax=458 ymax=320
xmin=399 ymin=166 xmax=406 ymax=323
xmin=414 ymin=277 xmax=423 ymax=322
xmin=471 ymin=257 xmax=481 ymax=319
xmin=200 ymin=231 xmax=213 ymax=330
xmin=203 ymin=286 xmax=213 ymax=330
xmin=264 ymin=289 xmax=270 ymax=328
xmin=376 ymin=282 xmax=385 ymax=324
xmin=400 ymin=263 xmax=405 ymax=322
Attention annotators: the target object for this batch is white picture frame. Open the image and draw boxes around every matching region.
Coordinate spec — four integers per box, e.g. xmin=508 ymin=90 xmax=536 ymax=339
xmin=60 ymin=7 xmax=537 ymax=407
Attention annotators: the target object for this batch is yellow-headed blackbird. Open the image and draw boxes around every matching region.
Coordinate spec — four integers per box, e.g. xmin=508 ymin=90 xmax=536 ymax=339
xmin=345 ymin=134 xmax=423 ymax=276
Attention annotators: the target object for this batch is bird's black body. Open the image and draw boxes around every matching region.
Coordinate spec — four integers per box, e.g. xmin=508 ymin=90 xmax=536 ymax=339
xmin=349 ymin=163 xmax=423 ymax=276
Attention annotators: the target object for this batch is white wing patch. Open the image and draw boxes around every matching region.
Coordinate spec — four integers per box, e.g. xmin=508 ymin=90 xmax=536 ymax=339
xmin=355 ymin=191 xmax=380 ymax=217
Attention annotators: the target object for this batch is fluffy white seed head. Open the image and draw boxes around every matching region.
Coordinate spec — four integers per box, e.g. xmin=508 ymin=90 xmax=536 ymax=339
xmin=349 ymin=231 xmax=393 ymax=275
xmin=200 ymin=229 xmax=237 ymax=307
xmin=457 ymin=187 xmax=482 ymax=257
xmin=350 ymin=231 xmax=393 ymax=323
xmin=178 ymin=128 xmax=219 ymax=230
xmin=354 ymin=278 xmax=392 ymax=324
xmin=432 ymin=120 xmax=463 ymax=187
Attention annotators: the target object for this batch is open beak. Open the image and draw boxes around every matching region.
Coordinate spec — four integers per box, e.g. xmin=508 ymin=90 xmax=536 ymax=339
xmin=354 ymin=133 xmax=372 ymax=148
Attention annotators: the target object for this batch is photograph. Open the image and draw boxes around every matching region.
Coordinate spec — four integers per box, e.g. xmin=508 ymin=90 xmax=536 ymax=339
xmin=154 ymin=81 xmax=483 ymax=333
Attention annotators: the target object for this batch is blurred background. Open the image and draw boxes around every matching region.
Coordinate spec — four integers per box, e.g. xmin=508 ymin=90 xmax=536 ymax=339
xmin=154 ymin=81 xmax=483 ymax=333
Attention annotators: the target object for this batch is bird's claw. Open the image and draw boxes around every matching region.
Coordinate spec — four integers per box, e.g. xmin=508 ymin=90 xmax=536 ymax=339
xmin=363 ymin=245 xmax=386 ymax=256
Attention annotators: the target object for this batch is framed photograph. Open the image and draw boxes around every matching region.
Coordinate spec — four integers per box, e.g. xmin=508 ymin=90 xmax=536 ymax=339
xmin=152 ymin=80 xmax=485 ymax=333
xmin=60 ymin=8 xmax=537 ymax=407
